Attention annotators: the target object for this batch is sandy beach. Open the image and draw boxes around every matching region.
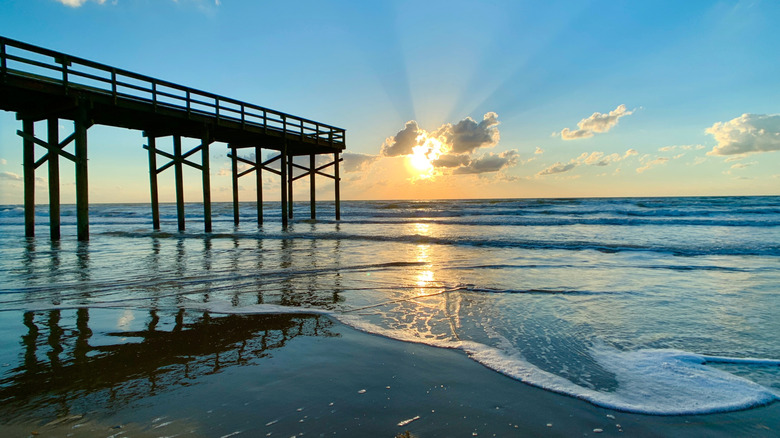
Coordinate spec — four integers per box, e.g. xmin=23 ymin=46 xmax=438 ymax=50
xmin=0 ymin=311 xmax=777 ymax=437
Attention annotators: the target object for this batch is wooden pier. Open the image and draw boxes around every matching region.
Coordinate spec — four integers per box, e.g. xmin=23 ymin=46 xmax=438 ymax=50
xmin=0 ymin=36 xmax=345 ymax=240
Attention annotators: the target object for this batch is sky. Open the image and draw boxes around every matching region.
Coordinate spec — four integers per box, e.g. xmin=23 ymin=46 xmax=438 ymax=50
xmin=1 ymin=0 xmax=779 ymax=204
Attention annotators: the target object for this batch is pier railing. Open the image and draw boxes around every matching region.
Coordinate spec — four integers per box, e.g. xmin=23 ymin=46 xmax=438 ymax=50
xmin=0 ymin=36 xmax=345 ymax=147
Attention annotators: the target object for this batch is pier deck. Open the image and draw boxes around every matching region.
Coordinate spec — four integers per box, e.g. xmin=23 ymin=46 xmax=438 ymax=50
xmin=0 ymin=36 xmax=345 ymax=239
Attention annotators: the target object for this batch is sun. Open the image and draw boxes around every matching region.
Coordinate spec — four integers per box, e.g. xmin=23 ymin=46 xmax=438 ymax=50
xmin=406 ymin=133 xmax=447 ymax=180
xmin=410 ymin=145 xmax=434 ymax=176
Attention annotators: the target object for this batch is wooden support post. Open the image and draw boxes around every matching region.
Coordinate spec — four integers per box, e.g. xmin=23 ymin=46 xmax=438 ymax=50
xmin=280 ymin=144 xmax=288 ymax=228
xmin=173 ymin=135 xmax=185 ymax=231
xmin=201 ymin=133 xmax=212 ymax=233
xmin=231 ymin=145 xmax=239 ymax=226
xmin=48 ymin=119 xmax=60 ymax=240
xmin=310 ymin=154 xmax=316 ymax=220
xmin=75 ymin=109 xmax=89 ymax=241
xmin=287 ymin=153 xmax=294 ymax=220
xmin=334 ymin=152 xmax=340 ymax=220
xmin=147 ymin=136 xmax=160 ymax=230
xmin=22 ymin=119 xmax=35 ymax=237
xmin=255 ymin=145 xmax=263 ymax=226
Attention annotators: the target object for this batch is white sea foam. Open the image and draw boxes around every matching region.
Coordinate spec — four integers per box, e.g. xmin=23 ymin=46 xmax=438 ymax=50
xmin=397 ymin=415 xmax=420 ymax=426
xmin=586 ymin=345 xmax=779 ymax=414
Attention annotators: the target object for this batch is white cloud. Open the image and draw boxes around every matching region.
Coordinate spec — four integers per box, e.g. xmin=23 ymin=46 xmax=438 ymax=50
xmin=537 ymin=162 xmax=577 ymax=176
xmin=535 ymin=148 xmax=637 ymax=178
xmin=724 ymin=155 xmax=746 ymax=163
xmin=706 ymin=113 xmax=780 ymax=155
xmin=730 ymin=161 xmax=757 ymax=169
xmin=57 ymin=0 xmax=220 ymax=9
xmin=574 ymin=149 xmax=637 ymax=167
xmin=660 ymin=144 xmax=706 ymax=152
xmin=560 ymin=104 xmax=633 ymax=140
xmin=55 ymin=0 xmax=106 ymax=7
xmin=534 ymin=147 xmax=544 ymax=155
xmin=0 ymin=158 xmax=6 ymax=165
xmin=636 ymin=157 xmax=669 ymax=173
xmin=0 ymin=171 xmax=45 ymax=186
xmin=0 ymin=171 xmax=21 ymax=181
xmin=577 ymin=152 xmax=614 ymax=166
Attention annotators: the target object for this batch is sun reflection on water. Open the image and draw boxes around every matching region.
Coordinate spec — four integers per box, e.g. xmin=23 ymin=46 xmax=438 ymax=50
xmin=413 ymin=222 xmax=431 ymax=236
xmin=414 ymin=238 xmax=435 ymax=294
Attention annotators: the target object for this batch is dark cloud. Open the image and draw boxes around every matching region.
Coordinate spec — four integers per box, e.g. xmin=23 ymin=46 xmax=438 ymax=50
xmin=380 ymin=113 xmax=500 ymax=158
xmin=537 ymin=162 xmax=577 ymax=176
xmin=437 ymin=112 xmax=500 ymax=154
xmin=433 ymin=154 xmax=471 ymax=168
xmin=342 ymin=153 xmax=379 ymax=173
xmin=453 ymin=150 xmax=518 ymax=174
xmin=380 ymin=120 xmax=421 ymax=157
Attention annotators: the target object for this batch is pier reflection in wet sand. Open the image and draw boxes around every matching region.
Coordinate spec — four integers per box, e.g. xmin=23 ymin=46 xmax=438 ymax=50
xmin=0 ymin=308 xmax=335 ymax=425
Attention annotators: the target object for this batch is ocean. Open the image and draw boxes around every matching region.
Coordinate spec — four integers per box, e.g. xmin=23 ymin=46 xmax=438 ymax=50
xmin=1 ymin=196 xmax=779 ymax=423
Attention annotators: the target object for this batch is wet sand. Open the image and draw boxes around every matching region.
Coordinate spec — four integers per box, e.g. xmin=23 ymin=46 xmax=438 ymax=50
xmin=0 ymin=312 xmax=778 ymax=437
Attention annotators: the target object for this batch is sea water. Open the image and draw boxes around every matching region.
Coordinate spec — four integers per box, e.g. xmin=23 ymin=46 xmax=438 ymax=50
xmin=0 ymin=197 xmax=778 ymax=416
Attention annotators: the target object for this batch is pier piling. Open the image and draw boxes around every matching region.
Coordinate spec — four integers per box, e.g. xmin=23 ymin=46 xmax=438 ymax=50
xmin=147 ymin=136 xmax=161 ymax=230
xmin=255 ymin=145 xmax=263 ymax=226
xmin=201 ymin=132 xmax=212 ymax=233
xmin=22 ymin=119 xmax=35 ymax=238
xmin=335 ymin=152 xmax=340 ymax=221
xmin=231 ymin=145 xmax=239 ymax=226
xmin=47 ymin=119 xmax=60 ymax=241
xmin=74 ymin=107 xmax=90 ymax=241
xmin=281 ymin=144 xmax=288 ymax=228
xmin=310 ymin=154 xmax=316 ymax=220
xmin=173 ymin=136 xmax=185 ymax=231
xmin=287 ymin=152 xmax=294 ymax=220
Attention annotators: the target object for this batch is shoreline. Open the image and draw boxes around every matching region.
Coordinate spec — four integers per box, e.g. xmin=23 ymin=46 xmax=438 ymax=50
xmin=1 ymin=311 xmax=778 ymax=437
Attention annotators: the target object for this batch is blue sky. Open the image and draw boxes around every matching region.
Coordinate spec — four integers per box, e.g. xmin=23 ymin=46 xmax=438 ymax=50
xmin=1 ymin=0 xmax=779 ymax=203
